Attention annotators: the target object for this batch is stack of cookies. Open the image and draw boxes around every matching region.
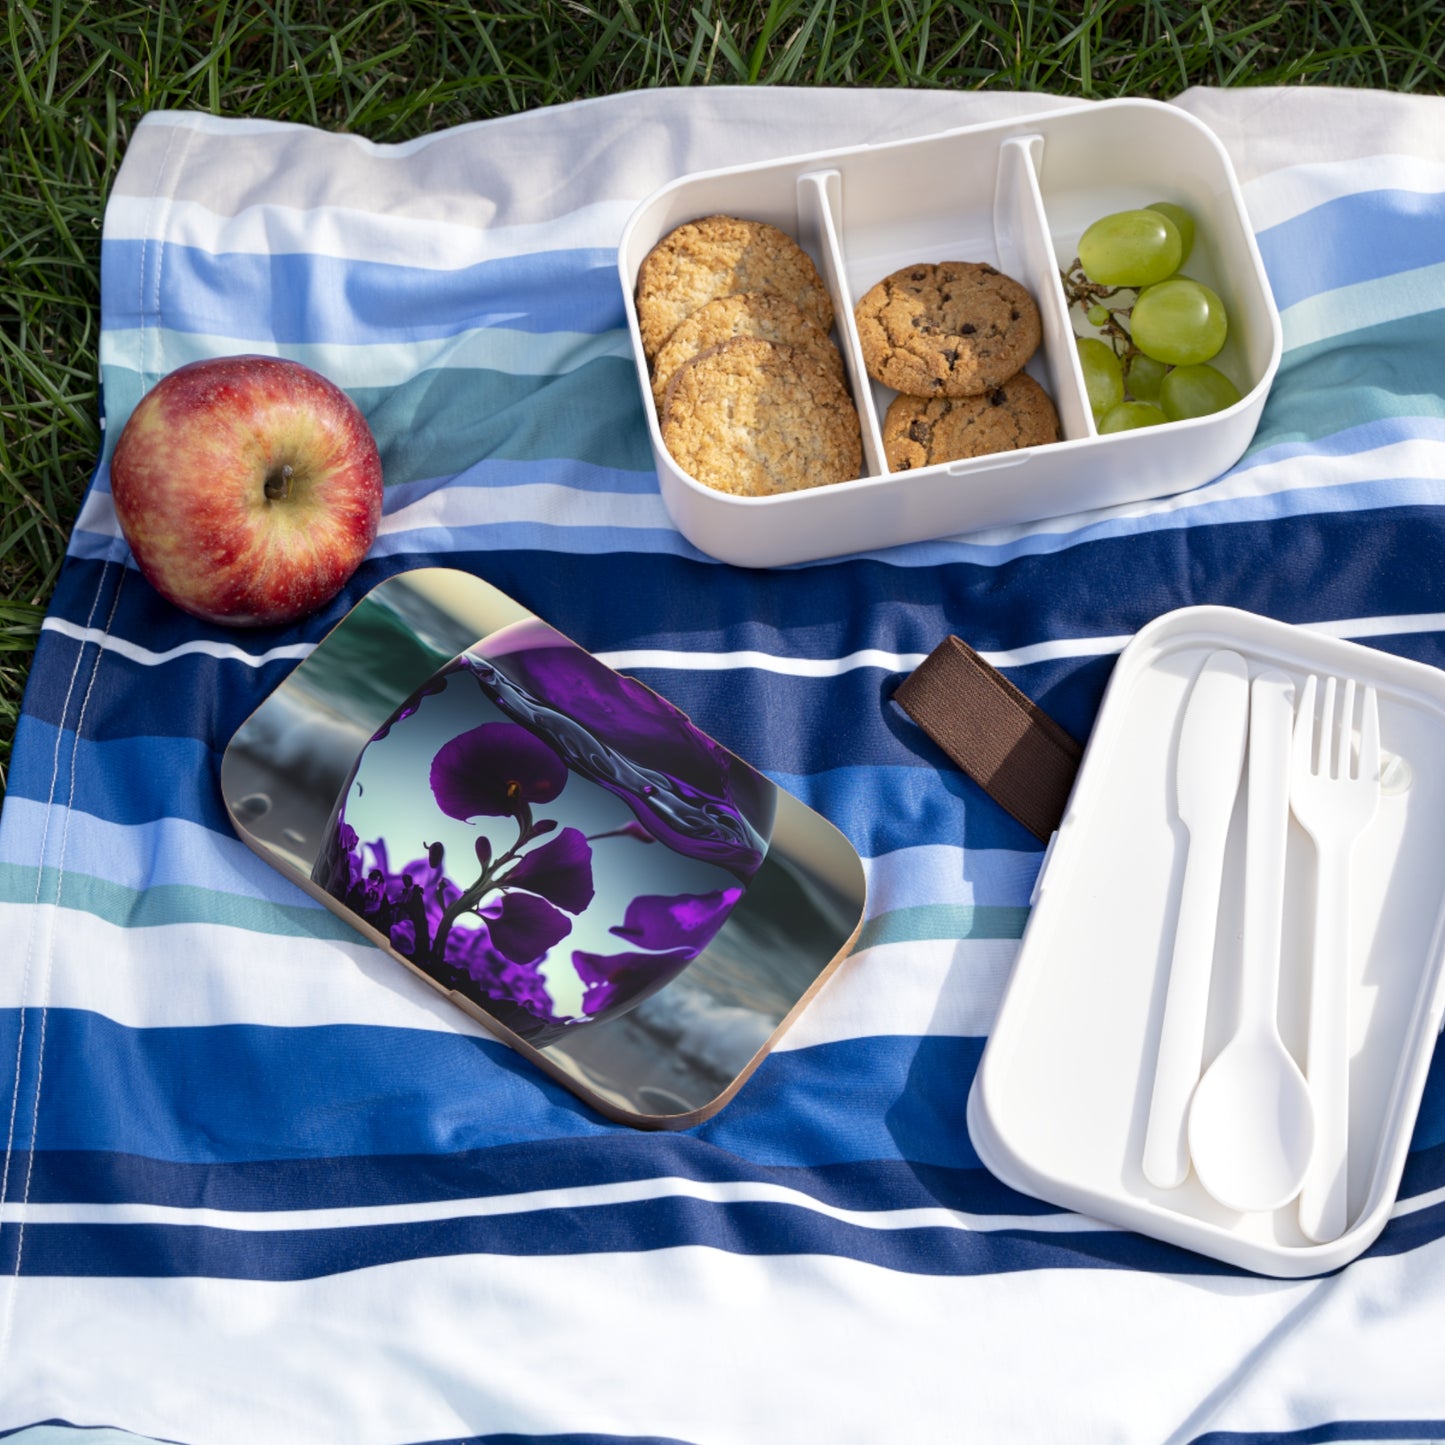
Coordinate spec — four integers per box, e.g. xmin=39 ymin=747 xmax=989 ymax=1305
xmin=635 ymin=215 xmax=862 ymax=498
xmin=853 ymin=261 xmax=1060 ymax=471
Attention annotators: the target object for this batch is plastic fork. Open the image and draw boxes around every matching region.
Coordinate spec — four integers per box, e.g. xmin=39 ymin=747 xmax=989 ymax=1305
xmin=1290 ymin=674 xmax=1381 ymax=1243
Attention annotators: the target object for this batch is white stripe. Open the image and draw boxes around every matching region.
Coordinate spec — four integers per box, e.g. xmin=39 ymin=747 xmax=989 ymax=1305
xmin=920 ymin=434 xmax=1445 ymax=554
xmin=0 ymin=1175 xmax=1098 ymax=1237
xmin=0 ymin=902 xmax=1009 ymax=1044
xmin=133 ymin=94 xmax=691 ymax=155
xmin=10 ymin=1236 xmax=1445 ymax=1444
xmin=1280 ymin=258 xmax=1445 ymax=352
xmin=1241 ymin=153 xmax=1445 ymax=233
xmin=774 ymin=937 xmax=1016 ymax=1050
xmin=103 ymin=194 xmax=637 ymax=267
xmin=38 ymin=616 xmax=314 ymax=669
xmin=0 ymin=903 xmax=490 ymax=1037
xmin=99 ymin=323 xmax=633 ymax=389
xmin=377 ymin=482 xmax=673 ymax=536
xmin=596 ymin=636 xmax=1128 ymax=674
xmin=1391 ymin=1180 xmax=1445 ymax=1219
xmin=39 ymin=608 xmax=1445 ymax=679
xmin=4 ymin=1168 xmax=1436 ymax=1235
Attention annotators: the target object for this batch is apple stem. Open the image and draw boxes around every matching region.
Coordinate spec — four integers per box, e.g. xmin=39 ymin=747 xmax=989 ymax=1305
xmin=264 ymin=463 xmax=294 ymax=502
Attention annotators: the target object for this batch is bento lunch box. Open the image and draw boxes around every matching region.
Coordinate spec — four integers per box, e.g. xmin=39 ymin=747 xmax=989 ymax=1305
xmin=618 ymin=98 xmax=1282 ymax=568
xmin=968 ymin=607 xmax=1445 ymax=1277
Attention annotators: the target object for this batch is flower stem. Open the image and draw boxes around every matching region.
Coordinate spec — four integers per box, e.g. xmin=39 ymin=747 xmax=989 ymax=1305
xmin=427 ymin=811 xmax=533 ymax=966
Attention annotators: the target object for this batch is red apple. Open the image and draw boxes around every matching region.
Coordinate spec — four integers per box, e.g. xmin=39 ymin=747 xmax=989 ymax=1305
xmin=110 ymin=354 xmax=384 ymax=627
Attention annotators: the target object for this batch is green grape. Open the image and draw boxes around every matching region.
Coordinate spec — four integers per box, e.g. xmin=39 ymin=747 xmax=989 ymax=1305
xmin=1160 ymin=363 xmax=1242 ymax=420
xmin=1130 ymin=277 xmax=1228 ymax=366
xmin=1077 ymin=337 xmax=1124 ymax=419
xmin=1125 ymin=353 xmax=1168 ymax=404
xmin=1086 ymin=304 xmax=1111 ymax=327
xmin=1146 ymin=202 xmax=1196 ymax=264
xmin=1098 ymin=401 xmax=1168 ymax=433
xmin=1077 ymin=209 xmax=1183 ymax=288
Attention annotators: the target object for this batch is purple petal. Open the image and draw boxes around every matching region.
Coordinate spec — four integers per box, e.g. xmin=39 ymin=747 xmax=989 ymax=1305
xmin=573 ymin=947 xmax=694 ymax=1019
xmin=501 ymin=827 xmax=594 ymax=914
xmin=430 ymin=720 xmax=568 ymax=821
xmin=609 ymin=887 xmax=744 ymax=954
xmin=480 ymin=890 xmax=572 ymax=965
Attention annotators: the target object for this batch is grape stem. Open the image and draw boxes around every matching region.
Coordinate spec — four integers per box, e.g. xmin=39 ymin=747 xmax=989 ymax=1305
xmin=1061 ymin=258 xmax=1139 ymax=364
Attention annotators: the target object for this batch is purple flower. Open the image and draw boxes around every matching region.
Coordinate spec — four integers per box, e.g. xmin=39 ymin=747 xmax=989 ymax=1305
xmin=430 ymin=720 xmax=567 ymax=821
xmin=609 ymin=888 xmax=744 ymax=953
xmin=479 ymin=890 xmax=572 ymax=966
xmin=500 ymin=826 xmax=594 ymax=914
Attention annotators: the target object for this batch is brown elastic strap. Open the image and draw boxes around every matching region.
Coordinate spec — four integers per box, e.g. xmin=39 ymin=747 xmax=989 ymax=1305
xmin=893 ymin=635 xmax=1083 ymax=843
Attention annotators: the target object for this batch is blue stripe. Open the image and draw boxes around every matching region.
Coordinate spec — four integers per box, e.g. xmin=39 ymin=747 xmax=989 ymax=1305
xmin=5 ymin=710 xmax=1048 ymax=857
xmin=6 ymin=1154 xmax=1441 ymax=1287
xmin=15 ymin=1146 xmax=1053 ymax=1217
xmin=42 ymin=510 xmax=1445 ymax=683
xmin=0 ymin=1200 xmax=1233 ymax=1281
xmin=1256 ymin=186 xmax=1445 ymax=311
xmin=1191 ymin=1422 xmax=1445 ymax=1445
xmin=0 ymin=799 xmax=320 ymax=903
xmin=100 ymin=241 xmax=625 ymax=345
xmin=0 ymin=1426 xmax=687 ymax=1445
xmin=7 ymin=723 xmax=232 ymax=832
xmin=0 ymin=1009 xmax=984 ymax=1172
xmin=7 ymin=1005 xmax=1440 ymax=1197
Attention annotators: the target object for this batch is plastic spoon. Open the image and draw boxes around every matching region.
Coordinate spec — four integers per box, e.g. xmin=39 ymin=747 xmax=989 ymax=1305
xmin=1142 ymin=649 xmax=1251 ymax=1189
xmin=1188 ymin=669 xmax=1315 ymax=1213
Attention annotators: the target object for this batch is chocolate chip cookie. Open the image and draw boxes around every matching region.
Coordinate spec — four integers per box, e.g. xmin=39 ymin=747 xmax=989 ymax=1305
xmin=660 ymin=336 xmax=861 ymax=497
xmin=882 ymin=373 xmax=1059 ymax=471
xmin=636 ymin=216 xmax=835 ymax=361
xmin=854 ymin=262 xmax=1041 ymax=397
xmin=650 ymin=291 xmax=844 ymax=410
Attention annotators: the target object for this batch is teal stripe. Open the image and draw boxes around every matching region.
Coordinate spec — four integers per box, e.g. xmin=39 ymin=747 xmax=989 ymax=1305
xmin=100 ymin=356 xmax=656 ymax=484
xmin=854 ymin=903 xmax=1029 ymax=951
xmin=1250 ymin=308 xmax=1445 ymax=456
xmin=0 ymin=861 xmax=354 ymax=941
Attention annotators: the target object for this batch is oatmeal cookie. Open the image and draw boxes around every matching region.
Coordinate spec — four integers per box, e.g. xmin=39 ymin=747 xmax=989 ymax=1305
xmin=854 ymin=261 xmax=1041 ymax=397
xmin=636 ymin=215 xmax=835 ymax=360
xmin=650 ymin=291 xmax=844 ymax=410
xmin=660 ymin=336 xmax=861 ymax=498
xmin=882 ymin=373 xmax=1059 ymax=471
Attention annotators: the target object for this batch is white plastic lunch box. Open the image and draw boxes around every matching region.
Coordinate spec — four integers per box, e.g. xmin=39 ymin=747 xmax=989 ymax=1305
xmin=618 ymin=99 xmax=1282 ymax=568
xmin=968 ymin=608 xmax=1445 ymax=1277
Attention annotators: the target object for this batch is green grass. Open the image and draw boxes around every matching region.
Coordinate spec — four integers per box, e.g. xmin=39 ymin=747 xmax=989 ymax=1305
xmin=3 ymin=0 xmax=1444 ymax=798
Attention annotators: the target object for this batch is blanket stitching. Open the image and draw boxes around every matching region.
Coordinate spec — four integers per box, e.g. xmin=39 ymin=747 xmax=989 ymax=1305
xmin=0 ymin=556 xmax=115 ymax=1373
xmin=0 ymin=564 xmax=129 ymax=1359
xmin=0 ymin=113 xmax=191 ymax=1380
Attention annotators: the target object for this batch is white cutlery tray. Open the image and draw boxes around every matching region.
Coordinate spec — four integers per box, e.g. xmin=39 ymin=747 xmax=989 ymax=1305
xmin=617 ymin=99 xmax=1282 ymax=568
xmin=967 ymin=606 xmax=1445 ymax=1276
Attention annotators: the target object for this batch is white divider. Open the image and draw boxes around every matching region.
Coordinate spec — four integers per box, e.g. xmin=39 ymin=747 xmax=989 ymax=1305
xmin=993 ymin=134 xmax=1095 ymax=443
xmin=797 ymin=169 xmax=887 ymax=480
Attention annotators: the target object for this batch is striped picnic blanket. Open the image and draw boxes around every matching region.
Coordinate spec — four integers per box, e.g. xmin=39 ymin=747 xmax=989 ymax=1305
xmin=3 ymin=85 xmax=1444 ymax=1443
